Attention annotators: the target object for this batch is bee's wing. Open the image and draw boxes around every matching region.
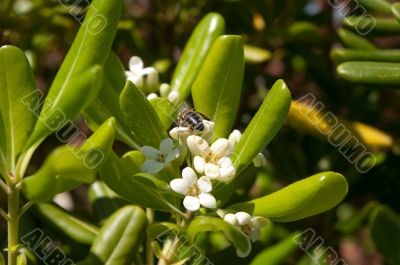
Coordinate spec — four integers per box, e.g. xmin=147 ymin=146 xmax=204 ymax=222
xmin=197 ymin=111 xmax=210 ymax=121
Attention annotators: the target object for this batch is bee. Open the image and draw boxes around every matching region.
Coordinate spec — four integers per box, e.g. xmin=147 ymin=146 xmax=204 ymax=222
xmin=177 ymin=108 xmax=210 ymax=132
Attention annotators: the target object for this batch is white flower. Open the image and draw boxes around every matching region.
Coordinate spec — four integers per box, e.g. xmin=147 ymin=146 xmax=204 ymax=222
xmin=167 ymin=90 xmax=180 ymax=104
xmin=140 ymin=138 xmax=179 ymax=174
xmin=170 ymin=167 xmax=217 ymax=211
xmin=169 ymin=120 xmax=215 ymax=144
xmin=159 ymin=83 xmax=171 ymax=97
xmin=228 ymin=130 xmax=267 ymax=168
xmin=125 ymin=56 xmax=159 ymax=92
xmin=147 ymin=93 xmax=158 ymax=100
xmin=223 ymin=212 xmax=269 ymax=242
xmin=187 ymin=136 xmax=236 ymax=181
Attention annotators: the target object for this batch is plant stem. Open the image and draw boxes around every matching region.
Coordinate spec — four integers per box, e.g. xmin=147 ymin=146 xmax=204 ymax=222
xmin=7 ymin=183 xmax=20 ymax=265
xmin=146 ymin=208 xmax=154 ymax=265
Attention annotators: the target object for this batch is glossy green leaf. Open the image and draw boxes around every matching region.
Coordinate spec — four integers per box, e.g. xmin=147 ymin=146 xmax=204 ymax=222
xmin=369 ymin=205 xmax=400 ymax=265
xmin=32 ymin=203 xmax=99 ymax=245
xmin=337 ymin=28 xmax=376 ymax=50
xmin=250 ymin=232 xmax=300 ymax=265
xmin=150 ymin=97 xmax=179 ymax=130
xmin=120 ymin=81 xmax=167 ymax=147
xmin=343 ymin=16 xmax=400 ymax=35
xmin=16 ymin=254 xmax=27 ymax=265
xmin=337 ymin=61 xmax=400 ymax=85
xmin=0 ymin=253 xmax=4 ymax=265
xmin=27 ymin=65 xmax=103 ymax=147
xmin=100 ymin=152 xmax=177 ymax=211
xmin=27 ymin=0 xmax=122 ymax=146
xmin=244 ymin=44 xmax=271 ymax=64
xmin=22 ymin=118 xmax=116 ymax=202
xmin=357 ymin=0 xmax=391 ymax=13
xmin=228 ymin=171 xmax=348 ymax=222
xmin=232 ymin=79 xmax=291 ymax=174
xmin=187 ymin=216 xmax=251 ymax=257
xmin=170 ymin=13 xmax=225 ymax=102
xmin=0 ymin=45 xmax=38 ymax=172
xmin=192 ymin=35 xmax=244 ymax=138
xmin=87 ymin=180 xmax=128 ymax=223
xmin=331 ymin=49 xmax=400 ymax=63
xmin=392 ymin=3 xmax=400 ymax=23
xmin=86 ymin=206 xmax=147 ymax=265
xmin=84 ymin=53 xmax=139 ymax=148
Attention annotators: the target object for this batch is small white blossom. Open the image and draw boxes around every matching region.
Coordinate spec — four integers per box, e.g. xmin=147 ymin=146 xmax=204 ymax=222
xmin=140 ymin=138 xmax=179 ymax=174
xmin=169 ymin=120 xmax=215 ymax=144
xmin=228 ymin=130 xmax=267 ymax=168
xmin=159 ymin=83 xmax=171 ymax=97
xmin=167 ymin=90 xmax=180 ymax=104
xmin=187 ymin=135 xmax=236 ymax=181
xmin=125 ymin=56 xmax=159 ymax=92
xmin=147 ymin=93 xmax=159 ymax=100
xmin=223 ymin=212 xmax=269 ymax=242
xmin=170 ymin=167 xmax=217 ymax=211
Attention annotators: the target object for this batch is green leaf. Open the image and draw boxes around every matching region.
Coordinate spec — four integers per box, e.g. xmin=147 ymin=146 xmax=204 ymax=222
xmin=228 ymin=171 xmax=348 ymax=222
xmin=357 ymin=0 xmax=391 ymax=13
xmin=150 ymin=97 xmax=179 ymax=130
xmin=232 ymin=79 xmax=291 ymax=174
xmin=87 ymin=180 xmax=128 ymax=223
xmin=343 ymin=16 xmax=400 ymax=35
xmin=187 ymin=216 xmax=251 ymax=257
xmin=337 ymin=28 xmax=376 ymax=50
xmin=192 ymin=35 xmax=244 ymax=138
xmin=86 ymin=206 xmax=147 ymax=265
xmin=22 ymin=118 xmax=116 ymax=202
xmin=0 ymin=253 xmax=4 ymax=265
xmin=331 ymin=49 xmax=400 ymax=63
xmin=369 ymin=205 xmax=400 ymax=265
xmin=84 ymin=53 xmax=139 ymax=148
xmin=250 ymin=232 xmax=300 ymax=265
xmin=32 ymin=203 xmax=99 ymax=245
xmin=392 ymin=3 xmax=400 ymax=23
xmin=16 ymin=254 xmax=27 ymax=265
xmin=27 ymin=65 xmax=103 ymax=147
xmin=120 ymin=81 xmax=167 ymax=147
xmin=337 ymin=61 xmax=400 ymax=85
xmin=244 ymin=44 xmax=271 ymax=64
xmin=27 ymin=0 xmax=122 ymax=146
xmin=0 ymin=45 xmax=38 ymax=172
xmin=170 ymin=13 xmax=225 ymax=102
xmin=100 ymin=152 xmax=177 ymax=211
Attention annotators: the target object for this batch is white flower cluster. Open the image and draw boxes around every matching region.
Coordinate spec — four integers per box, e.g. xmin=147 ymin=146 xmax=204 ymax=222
xmin=222 ymin=211 xmax=269 ymax=242
xmin=125 ymin=56 xmax=180 ymax=104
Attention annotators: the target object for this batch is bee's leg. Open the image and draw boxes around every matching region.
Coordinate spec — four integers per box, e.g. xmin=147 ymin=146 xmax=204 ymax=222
xmin=197 ymin=111 xmax=210 ymax=121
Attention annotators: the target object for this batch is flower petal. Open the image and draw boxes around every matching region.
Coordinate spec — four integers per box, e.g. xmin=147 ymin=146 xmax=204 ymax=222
xmin=147 ymin=93 xmax=158 ymax=100
xmin=205 ymin=163 xmax=220 ymax=179
xmin=140 ymin=146 xmax=159 ymax=159
xmin=129 ymin=56 xmax=144 ymax=73
xmin=210 ymin=138 xmax=233 ymax=158
xmin=228 ymin=129 xmax=242 ymax=146
xmin=160 ymin=138 xmax=174 ymax=154
xmin=193 ymin=156 xmax=206 ymax=174
xmin=197 ymin=177 xmax=212 ymax=193
xmin=169 ymin=127 xmax=179 ymax=140
xmin=187 ymin=135 xmax=210 ymax=156
xmin=141 ymin=160 xmax=164 ymax=174
xmin=182 ymin=167 xmax=197 ymax=186
xmin=165 ymin=148 xmax=179 ymax=163
xmin=249 ymin=229 xmax=260 ymax=242
xmin=167 ymin=91 xmax=180 ymax=104
xmin=235 ymin=212 xmax=252 ymax=226
xmin=198 ymin=193 xmax=216 ymax=208
xmin=223 ymin=213 xmax=238 ymax=226
xmin=170 ymin=179 xmax=188 ymax=195
xmin=219 ymin=165 xmax=236 ymax=180
xmin=253 ymin=153 xmax=267 ymax=167
xmin=251 ymin=217 xmax=270 ymax=229
xmin=183 ymin=196 xmax=200 ymax=211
